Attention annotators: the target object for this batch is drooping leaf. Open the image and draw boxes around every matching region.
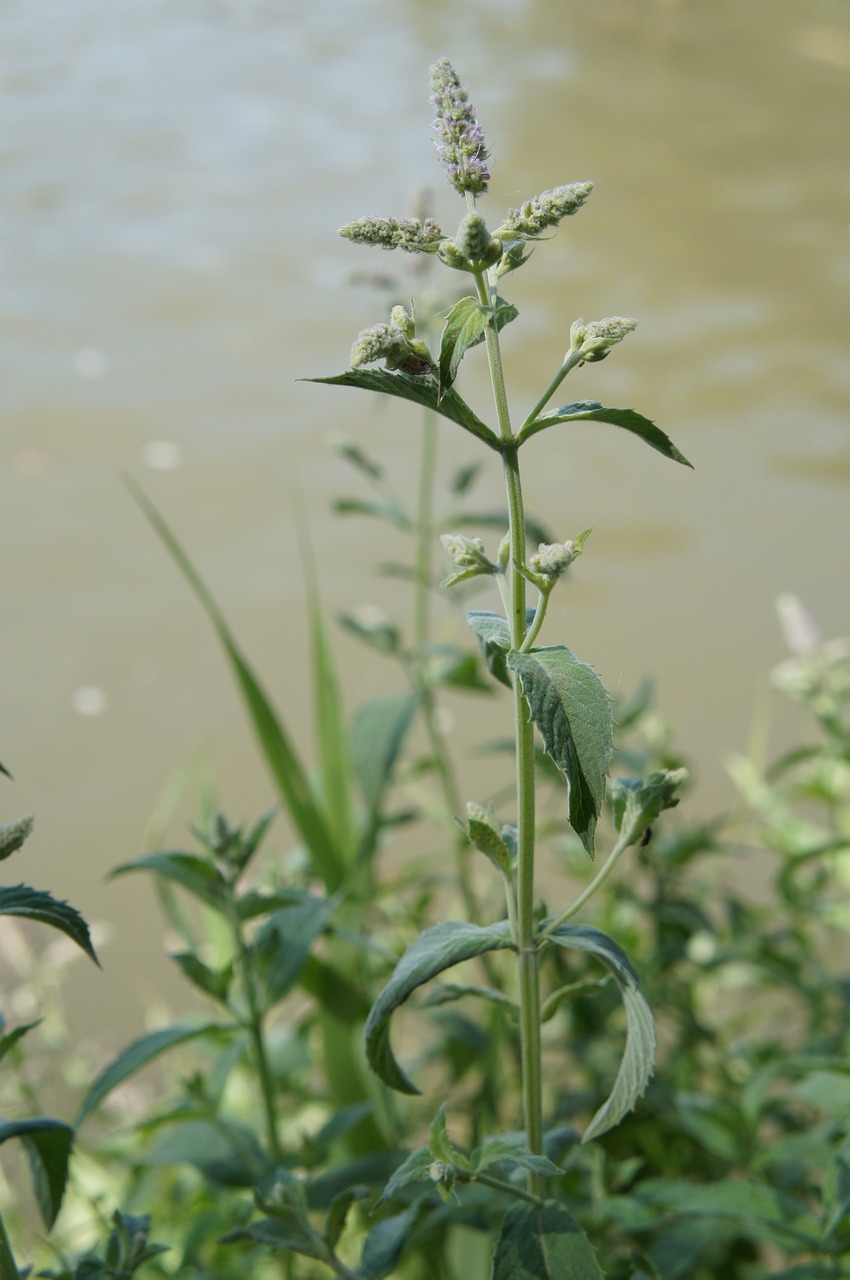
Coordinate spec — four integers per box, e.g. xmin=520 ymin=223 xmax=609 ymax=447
xmin=306 ymin=369 xmax=499 ymax=449
xmin=358 ymin=1203 xmax=421 ymax=1279
xmin=491 ymin=1200 xmax=605 ymax=1280
xmin=517 ymin=399 xmax=692 ymax=466
xmin=125 ymin=478 xmax=345 ymax=891
xmin=110 ymin=852 xmax=228 ymax=911
xmin=349 ymin=693 xmax=419 ymax=820
xmin=544 ymin=923 xmax=656 ymax=1141
xmin=508 ymin=646 xmax=613 ymax=856
xmin=0 ymin=1118 xmax=73 ymax=1229
xmin=77 ymin=1022 xmax=234 ymax=1125
xmin=0 ymin=815 xmax=33 ymax=862
xmin=0 ymin=885 xmax=99 ymax=965
xmin=252 ymin=895 xmax=337 ymax=1007
xmin=364 ymin=920 xmax=515 ymax=1093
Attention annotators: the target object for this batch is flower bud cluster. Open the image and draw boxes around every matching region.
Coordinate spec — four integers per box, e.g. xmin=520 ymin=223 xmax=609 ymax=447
xmin=440 ymin=534 xmax=493 ymax=572
xmin=494 ymin=183 xmax=594 ymax=241
xmin=569 ymin=316 xmax=637 ymax=363
xmin=528 ymin=541 xmax=579 ymax=582
xmin=339 ymin=215 xmax=445 ymax=254
xmin=429 ymin=58 xmax=490 ymax=196
xmin=350 ymin=306 xmax=434 ymax=373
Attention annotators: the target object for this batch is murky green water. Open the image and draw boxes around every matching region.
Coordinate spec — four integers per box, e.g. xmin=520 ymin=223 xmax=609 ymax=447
xmin=2 ymin=0 xmax=848 ymax=1033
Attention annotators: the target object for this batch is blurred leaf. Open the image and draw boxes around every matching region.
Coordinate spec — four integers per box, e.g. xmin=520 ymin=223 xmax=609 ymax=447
xmin=300 ymin=954 xmax=371 ymax=1023
xmin=170 ymin=952 xmax=233 ymax=1004
xmin=449 ymin=508 xmax=554 ymax=548
xmin=375 ymin=1147 xmax=433 ymax=1206
xmin=253 ymin=895 xmax=337 ymax=1006
xmin=305 ymin=369 xmax=499 ymax=449
xmin=0 ymin=1020 xmax=41 ymax=1066
xmin=517 ymin=400 xmax=692 ymax=467
xmin=491 ymin=1201 xmax=605 ymax=1279
xmin=349 ymin=693 xmax=418 ymax=819
xmin=358 ymin=1202 xmax=420 ymax=1278
xmin=0 ymin=885 xmax=98 ymax=965
xmin=111 ymin=852 xmax=227 ymax=911
xmin=364 ymin=920 xmax=515 ymax=1093
xmin=471 ymin=1134 xmax=560 ymax=1178
xmin=77 ymin=1022 xmax=234 ymax=1125
xmin=0 ymin=1118 xmax=73 ymax=1229
xmin=0 ymin=1211 xmax=18 ymax=1280
xmin=0 ymin=815 xmax=33 ymax=862
xmin=508 ymin=646 xmax=613 ymax=857
xmin=332 ymin=438 xmax=384 ymax=480
xmin=324 ymin=1186 xmax=368 ymax=1252
xmin=334 ymin=497 xmax=412 ymax=530
xmin=465 ymin=611 xmax=512 ymax=689
xmin=144 ymin=1119 xmax=269 ymax=1187
xmin=126 ymin=478 xmax=346 ymax=892
xmin=544 ymin=924 xmax=655 ymax=1141
xmin=450 ymin=461 xmax=482 ymax=494
xmin=792 ymin=1069 xmax=850 ymax=1116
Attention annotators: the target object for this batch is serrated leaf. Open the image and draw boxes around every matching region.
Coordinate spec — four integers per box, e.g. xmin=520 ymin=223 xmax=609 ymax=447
xmin=0 ymin=815 xmax=33 ymax=861
xmin=438 ymin=297 xmax=487 ymax=395
xmin=376 ymin=1148 xmax=433 ymax=1206
xmin=472 ymin=1134 xmax=561 ymax=1178
xmin=77 ymin=1022 xmax=234 ymax=1125
xmin=305 ymin=369 xmax=499 ymax=449
xmin=110 ymin=852 xmax=227 ymax=911
xmin=364 ymin=920 xmax=515 ymax=1093
xmin=429 ymin=1104 xmax=471 ymax=1170
xmin=508 ymin=646 xmax=613 ymax=856
xmin=544 ymin=923 xmax=656 ymax=1141
xmin=517 ymin=399 xmax=692 ymax=466
xmin=491 ymin=1200 xmax=605 ymax=1279
xmin=349 ymin=693 xmax=418 ymax=819
xmin=0 ymin=884 xmax=98 ymax=965
xmin=0 ymin=1119 xmax=73 ymax=1229
xmin=609 ymin=768 xmax=688 ymax=847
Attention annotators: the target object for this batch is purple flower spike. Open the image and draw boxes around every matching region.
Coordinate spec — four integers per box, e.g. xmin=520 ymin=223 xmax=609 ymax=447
xmin=429 ymin=58 xmax=490 ymax=198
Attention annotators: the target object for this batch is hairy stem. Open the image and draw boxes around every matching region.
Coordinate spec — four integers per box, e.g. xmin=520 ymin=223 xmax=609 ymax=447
xmin=472 ymin=259 xmax=544 ymax=1194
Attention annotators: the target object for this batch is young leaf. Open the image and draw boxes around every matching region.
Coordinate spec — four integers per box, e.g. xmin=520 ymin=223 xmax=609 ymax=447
xmin=491 ymin=1200 xmax=605 ymax=1280
xmin=77 ymin=1022 xmax=234 ymax=1125
xmin=516 ymin=399 xmax=692 ymax=466
xmin=0 ymin=885 xmax=99 ymax=965
xmin=471 ymin=1134 xmax=561 ymax=1178
xmin=438 ymin=296 xmax=519 ymax=399
xmin=252 ymin=895 xmax=337 ymax=1007
xmin=0 ymin=815 xmax=33 ymax=862
xmin=305 ymin=369 xmax=500 ymax=449
xmin=609 ymin=768 xmax=689 ymax=848
xmin=170 ymin=952 xmax=233 ymax=1004
xmin=507 ymin=646 xmax=613 ymax=857
xmin=375 ymin=1147 xmax=433 ymax=1206
xmin=429 ymin=1104 xmax=471 ymax=1170
xmin=465 ymin=611 xmax=512 ymax=689
xmin=465 ymin=802 xmax=513 ymax=874
xmin=543 ymin=923 xmax=656 ymax=1141
xmin=364 ymin=920 xmax=515 ymax=1093
xmin=0 ymin=1118 xmax=73 ymax=1229
xmin=125 ymin=478 xmax=345 ymax=892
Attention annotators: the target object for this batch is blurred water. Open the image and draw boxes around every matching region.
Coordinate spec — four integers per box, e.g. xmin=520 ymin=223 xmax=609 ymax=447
xmin=1 ymin=0 xmax=848 ymax=1034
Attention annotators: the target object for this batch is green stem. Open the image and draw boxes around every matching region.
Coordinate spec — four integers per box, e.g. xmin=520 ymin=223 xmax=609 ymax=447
xmin=472 ymin=262 xmax=544 ymax=1194
xmin=468 ymin=1170 xmax=547 ymax=1207
xmin=518 ymin=349 xmax=584 ymax=436
xmin=414 ymin=409 xmax=438 ymax=650
xmin=540 ymin=832 xmax=631 ymax=936
xmin=228 ymin=893 xmax=283 ymax=1164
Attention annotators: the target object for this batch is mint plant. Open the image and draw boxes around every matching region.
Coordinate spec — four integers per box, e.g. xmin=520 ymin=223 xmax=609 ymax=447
xmin=307 ymin=58 xmax=692 ymax=1271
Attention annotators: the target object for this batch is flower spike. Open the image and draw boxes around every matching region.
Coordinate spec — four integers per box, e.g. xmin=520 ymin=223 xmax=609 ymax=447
xmin=429 ymin=58 xmax=491 ymax=197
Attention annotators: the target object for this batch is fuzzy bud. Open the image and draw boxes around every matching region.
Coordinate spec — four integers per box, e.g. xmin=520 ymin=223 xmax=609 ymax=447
xmin=454 ymin=213 xmax=502 ymax=267
xmin=529 ymin=541 xmax=577 ymax=582
xmin=339 ymin=216 xmax=445 ymax=254
xmin=569 ymin=316 xmax=637 ymax=363
xmin=494 ymin=183 xmax=593 ymax=241
xmin=440 ymin=533 xmax=493 ymax=571
xmin=350 ymin=322 xmax=409 ymax=369
xmin=429 ymin=58 xmax=490 ymax=196
xmin=390 ymin=305 xmax=416 ymax=339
